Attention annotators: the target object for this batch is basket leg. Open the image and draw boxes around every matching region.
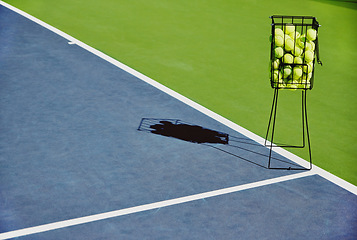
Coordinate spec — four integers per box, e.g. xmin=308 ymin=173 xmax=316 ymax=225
xmin=265 ymin=88 xmax=278 ymax=147
xmin=265 ymin=88 xmax=279 ymax=168
xmin=265 ymin=89 xmax=312 ymax=170
xmin=303 ymin=90 xmax=313 ymax=169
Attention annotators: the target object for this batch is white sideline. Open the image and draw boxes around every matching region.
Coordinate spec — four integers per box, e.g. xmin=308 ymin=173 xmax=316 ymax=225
xmin=0 ymin=171 xmax=315 ymax=239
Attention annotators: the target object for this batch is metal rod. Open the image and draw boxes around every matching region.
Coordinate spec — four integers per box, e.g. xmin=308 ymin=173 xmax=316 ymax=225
xmin=301 ymin=90 xmax=306 ymax=148
xmin=304 ymin=90 xmax=313 ymax=169
xmin=265 ymin=88 xmax=278 ymax=147
xmin=268 ymin=88 xmax=279 ymax=168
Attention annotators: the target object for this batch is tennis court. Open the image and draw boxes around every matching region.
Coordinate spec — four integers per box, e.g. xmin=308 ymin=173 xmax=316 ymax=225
xmin=0 ymin=1 xmax=356 ymax=239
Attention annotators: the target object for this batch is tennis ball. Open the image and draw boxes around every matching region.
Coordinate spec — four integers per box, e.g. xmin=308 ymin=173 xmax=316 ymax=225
xmin=272 ymin=59 xmax=280 ymax=69
xmin=294 ymin=56 xmax=303 ymax=64
xmin=302 ymin=72 xmax=313 ymax=81
xmin=284 ymin=24 xmax=295 ymax=34
xmin=287 ymin=80 xmax=299 ymax=90
xmin=283 ymin=53 xmax=294 ymax=64
xmin=283 ymin=65 xmax=292 ymax=78
xmin=304 ymin=50 xmax=314 ymax=62
xmin=275 ymin=28 xmax=284 ymax=37
xmin=310 ymin=41 xmax=315 ymax=51
xmin=274 ymin=47 xmax=284 ymax=59
xmin=303 ymin=41 xmax=315 ymax=51
xmin=273 ymin=70 xmax=282 ymax=81
xmin=300 ymin=34 xmax=307 ymax=42
xmin=306 ymin=29 xmax=317 ymax=41
xmin=297 ymin=34 xmax=306 ymax=48
xmin=292 ymin=46 xmax=303 ymax=57
xmin=284 ymin=34 xmax=291 ymax=40
xmin=305 ymin=42 xmax=314 ymax=51
xmin=302 ymin=62 xmax=314 ymax=73
xmin=284 ymin=38 xmax=295 ymax=52
xmin=289 ymin=31 xmax=301 ymax=40
xmin=292 ymin=67 xmax=303 ymax=79
xmin=274 ymin=35 xmax=284 ymax=47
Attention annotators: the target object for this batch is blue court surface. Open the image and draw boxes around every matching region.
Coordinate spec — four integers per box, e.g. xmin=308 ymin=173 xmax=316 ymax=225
xmin=0 ymin=3 xmax=356 ymax=240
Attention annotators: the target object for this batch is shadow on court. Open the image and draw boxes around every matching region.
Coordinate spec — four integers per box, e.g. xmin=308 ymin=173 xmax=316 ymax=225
xmin=138 ymin=118 xmax=303 ymax=170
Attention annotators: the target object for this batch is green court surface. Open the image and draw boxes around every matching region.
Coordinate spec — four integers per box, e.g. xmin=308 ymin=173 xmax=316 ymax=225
xmin=3 ymin=0 xmax=356 ymax=185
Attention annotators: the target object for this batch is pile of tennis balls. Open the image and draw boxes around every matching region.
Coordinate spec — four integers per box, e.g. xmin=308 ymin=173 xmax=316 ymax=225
xmin=271 ymin=24 xmax=317 ymax=89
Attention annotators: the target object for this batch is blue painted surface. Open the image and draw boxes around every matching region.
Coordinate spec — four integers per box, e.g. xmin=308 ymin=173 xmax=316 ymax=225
xmin=16 ymin=175 xmax=357 ymax=240
xmin=0 ymin=5 xmax=356 ymax=239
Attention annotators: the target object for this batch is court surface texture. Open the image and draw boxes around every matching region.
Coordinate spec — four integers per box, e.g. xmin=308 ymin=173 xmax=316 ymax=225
xmin=0 ymin=3 xmax=356 ymax=240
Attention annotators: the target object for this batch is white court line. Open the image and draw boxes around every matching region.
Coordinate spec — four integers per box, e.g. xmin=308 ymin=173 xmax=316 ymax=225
xmin=0 ymin=171 xmax=315 ymax=239
xmin=0 ymin=1 xmax=356 ymax=238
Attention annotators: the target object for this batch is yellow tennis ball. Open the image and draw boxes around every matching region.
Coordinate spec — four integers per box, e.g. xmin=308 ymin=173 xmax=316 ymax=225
xmin=274 ymin=47 xmax=284 ymax=58
xmin=297 ymin=34 xmax=306 ymax=48
xmin=292 ymin=67 xmax=303 ymax=79
xmin=302 ymin=72 xmax=313 ymax=81
xmin=283 ymin=53 xmax=294 ymax=64
xmin=310 ymin=41 xmax=315 ymax=51
xmin=306 ymin=29 xmax=317 ymax=41
xmin=284 ymin=38 xmax=295 ymax=52
xmin=275 ymin=28 xmax=284 ymax=37
xmin=283 ymin=65 xmax=292 ymax=78
xmin=274 ymin=35 xmax=284 ymax=47
xmin=287 ymin=80 xmax=299 ymax=91
xmin=284 ymin=24 xmax=295 ymax=34
xmin=294 ymin=56 xmax=303 ymax=64
xmin=304 ymin=50 xmax=314 ymax=62
xmin=289 ymin=31 xmax=301 ymax=40
xmin=305 ymin=42 xmax=314 ymax=51
xmin=273 ymin=70 xmax=282 ymax=81
xmin=272 ymin=59 xmax=280 ymax=69
xmin=292 ymin=46 xmax=303 ymax=57
xmin=302 ymin=62 xmax=314 ymax=73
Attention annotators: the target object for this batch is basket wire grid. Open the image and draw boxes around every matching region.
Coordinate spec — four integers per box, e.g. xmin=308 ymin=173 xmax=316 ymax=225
xmin=270 ymin=15 xmax=321 ymax=90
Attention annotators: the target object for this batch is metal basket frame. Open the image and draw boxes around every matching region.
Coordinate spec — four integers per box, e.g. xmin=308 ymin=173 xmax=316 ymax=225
xmin=265 ymin=15 xmax=322 ymax=170
xmin=269 ymin=15 xmax=321 ymax=90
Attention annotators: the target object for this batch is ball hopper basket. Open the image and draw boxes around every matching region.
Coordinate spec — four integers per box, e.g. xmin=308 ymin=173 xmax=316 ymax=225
xmin=265 ymin=15 xmax=322 ymax=170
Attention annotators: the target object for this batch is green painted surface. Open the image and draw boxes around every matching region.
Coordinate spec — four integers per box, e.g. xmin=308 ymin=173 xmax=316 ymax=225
xmin=4 ymin=0 xmax=357 ymax=185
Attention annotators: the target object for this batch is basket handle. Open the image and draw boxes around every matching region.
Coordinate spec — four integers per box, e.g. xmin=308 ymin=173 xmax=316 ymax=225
xmin=315 ymin=26 xmax=323 ymax=66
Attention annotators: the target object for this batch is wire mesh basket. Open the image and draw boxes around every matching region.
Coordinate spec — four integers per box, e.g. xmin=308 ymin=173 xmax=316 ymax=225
xmin=269 ymin=15 xmax=321 ymax=90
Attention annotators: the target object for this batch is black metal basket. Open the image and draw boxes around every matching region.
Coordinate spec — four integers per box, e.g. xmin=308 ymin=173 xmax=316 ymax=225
xmin=269 ymin=15 xmax=321 ymax=90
